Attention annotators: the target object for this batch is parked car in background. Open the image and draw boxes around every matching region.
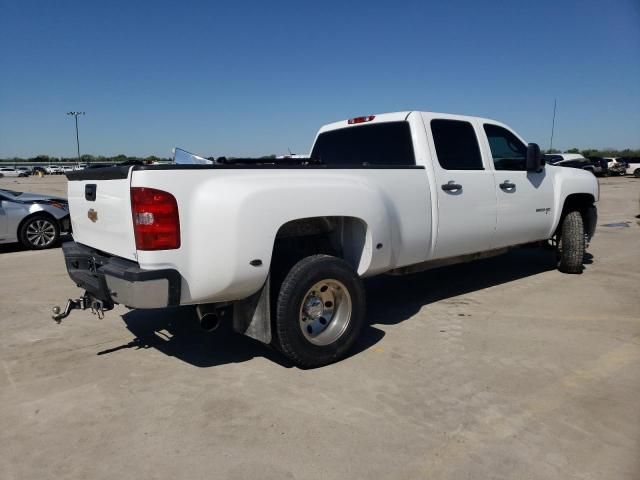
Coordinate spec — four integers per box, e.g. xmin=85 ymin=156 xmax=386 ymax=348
xmin=600 ymin=157 xmax=627 ymax=176
xmin=544 ymin=154 xmax=596 ymax=174
xmin=0 ymin=188 xmax=70 ymax=249
xmin=587 ymin=158 xmax=603 ymax=176
xmin=603 ymin=157 xmax=622 ymax=168
xmin=16 ymin=167 xmax=33 ymax=176
xmin=82 ymin=163 xmax=112 ymax=169
xmin=587 ymin=157 xmax=608 ymax=176
xmin=45 ymin=165 xmax=64 ymax=175
xmin=620 ymin=157 xmax=640 ymax=177
xmin=0 ymin=167 xmax=28 ymax=177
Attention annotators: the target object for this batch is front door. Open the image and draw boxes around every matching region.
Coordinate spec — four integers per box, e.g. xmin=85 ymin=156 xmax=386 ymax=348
xmin=481 ymin=123 xmax=554 ymax=247
xmin=424 ymin=116 xmax=497 ymax=260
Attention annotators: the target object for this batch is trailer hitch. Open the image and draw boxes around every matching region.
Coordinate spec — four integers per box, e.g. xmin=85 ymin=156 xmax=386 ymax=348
xmin=52 ymin=293 xmax=111 ymax=323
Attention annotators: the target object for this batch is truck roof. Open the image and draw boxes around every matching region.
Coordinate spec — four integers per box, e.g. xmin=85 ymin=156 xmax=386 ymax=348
xmin=317 ymin=111 xmax=505 ymax=134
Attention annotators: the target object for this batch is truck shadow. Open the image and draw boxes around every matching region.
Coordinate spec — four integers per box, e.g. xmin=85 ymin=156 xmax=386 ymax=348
xmin=365 ymin=247 xmax=557 ymax=326
xmin=105 ymin=247 xmax=558 ymax=368
xmin=108 ymin=306 xmax=386 ymax=368
xmin=104 ymin=307 xmax=287 ymax=367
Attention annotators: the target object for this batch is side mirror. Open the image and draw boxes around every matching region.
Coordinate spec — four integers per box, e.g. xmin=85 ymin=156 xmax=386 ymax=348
xmin=526 ymin=143 xmax=544 ymax=171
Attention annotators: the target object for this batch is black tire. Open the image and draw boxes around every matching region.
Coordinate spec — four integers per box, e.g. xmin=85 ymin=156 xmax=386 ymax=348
xmin=274 ymin=255 xmax=366 ymax=368
xmin=634 ymin=168 xmax=640 ymax=178
xmin=19 ymin=214 xmax=60 ymax=250
xmin=556 ymin=210 xmax=585 ymax=274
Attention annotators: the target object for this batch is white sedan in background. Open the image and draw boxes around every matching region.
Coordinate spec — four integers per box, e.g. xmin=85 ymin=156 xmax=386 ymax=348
xmin=0 ymin=188 xmax=71 ymax=249
xmin=0 ymin=167 xmax=28 ymax=177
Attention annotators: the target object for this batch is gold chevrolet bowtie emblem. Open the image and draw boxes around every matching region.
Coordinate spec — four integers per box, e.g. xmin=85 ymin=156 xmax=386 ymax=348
xmin=87 ymin=208 xmax=98 ymax=222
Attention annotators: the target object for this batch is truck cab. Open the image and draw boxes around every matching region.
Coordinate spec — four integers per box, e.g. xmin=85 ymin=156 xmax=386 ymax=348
xmin=312 ymin=112 xmax=596 ymax=259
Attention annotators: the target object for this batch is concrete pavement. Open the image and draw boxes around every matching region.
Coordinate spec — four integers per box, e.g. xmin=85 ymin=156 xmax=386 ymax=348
xmin=1 ymin=175 xmax=639 ymax=479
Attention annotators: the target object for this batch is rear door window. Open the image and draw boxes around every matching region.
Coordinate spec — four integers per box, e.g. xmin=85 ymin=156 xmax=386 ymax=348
xmin=310 ymin=122 xmax=415 ymax=166
xmin=430 ymin=119 xmax=483 ymax=170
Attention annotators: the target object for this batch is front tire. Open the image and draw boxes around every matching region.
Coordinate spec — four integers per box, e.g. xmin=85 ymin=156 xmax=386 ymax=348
xmin=19 ymin=214 xmax=60 ymax=250
xmin=634 ymin=168 xmax=640 ymax=178
xmin=274 ymin=255 xmax=366 ymax=368
xmin=556 ymin=210 xmax=585 ymax=274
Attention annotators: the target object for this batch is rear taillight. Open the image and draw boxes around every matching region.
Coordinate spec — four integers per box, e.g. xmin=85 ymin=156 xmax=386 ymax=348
xmin=131 ymin=187 xmax=180 ymax=250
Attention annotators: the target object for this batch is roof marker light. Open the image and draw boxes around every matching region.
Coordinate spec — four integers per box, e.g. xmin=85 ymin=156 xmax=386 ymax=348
xmin=348 ymin=115 xmax=375 ymax=125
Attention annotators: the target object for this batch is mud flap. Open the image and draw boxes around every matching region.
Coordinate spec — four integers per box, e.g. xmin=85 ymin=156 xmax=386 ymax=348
xmin=584 ymin=205 xmax=598 ymax=243
xmin=232 ymin=276 xmax=272 ymax=344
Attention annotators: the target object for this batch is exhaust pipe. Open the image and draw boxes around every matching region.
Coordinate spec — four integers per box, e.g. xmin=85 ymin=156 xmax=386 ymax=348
xmin=199 ymin=312 xmax=220 ymax=332
xmin=196 ymin=304 xmax=227 ymax=332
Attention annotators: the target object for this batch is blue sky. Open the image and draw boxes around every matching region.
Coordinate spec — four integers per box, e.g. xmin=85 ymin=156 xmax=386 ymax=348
xmin=1 ymin=0 xmax=639 ymax=158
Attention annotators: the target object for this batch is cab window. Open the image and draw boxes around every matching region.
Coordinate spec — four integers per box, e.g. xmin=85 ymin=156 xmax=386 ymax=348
xmin=430 ymin=119 xmax=483 ymax=170
xmin=484 ymin=124 xmax=527 ymax=171
xmin=311 ymin=122 xmax=415 ymax=166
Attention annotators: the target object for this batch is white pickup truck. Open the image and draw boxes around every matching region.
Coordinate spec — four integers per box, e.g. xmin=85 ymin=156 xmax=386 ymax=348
xmin=55 ymin=111 xmax=598 ymax=367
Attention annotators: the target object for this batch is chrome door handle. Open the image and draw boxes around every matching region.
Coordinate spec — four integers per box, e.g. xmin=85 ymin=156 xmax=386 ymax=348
xmin=499 ymin=180 xmax=516 ymax=191
xmin=441 ymin=181 xmax=462 ymax=192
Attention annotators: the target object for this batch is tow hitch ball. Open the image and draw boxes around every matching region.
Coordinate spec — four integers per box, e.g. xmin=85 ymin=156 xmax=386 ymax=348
xmin=52 ymin=293 xmax=108 ymax=323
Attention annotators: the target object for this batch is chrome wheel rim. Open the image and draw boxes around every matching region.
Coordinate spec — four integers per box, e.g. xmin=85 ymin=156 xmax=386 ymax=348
xmin=299 ymin=279 xmax=352 ymax=346
xmin=26 ymin=219 xmax=56 ymax=247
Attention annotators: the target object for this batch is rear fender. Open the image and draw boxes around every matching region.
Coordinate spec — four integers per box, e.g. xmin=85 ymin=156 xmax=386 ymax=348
xmin=163 ymin=173 xmax=395 ymax=303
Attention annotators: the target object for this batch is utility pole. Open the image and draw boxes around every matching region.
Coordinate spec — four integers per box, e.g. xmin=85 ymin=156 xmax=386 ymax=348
xmin=66 ymin=111 xmax=85 ymax=163
xmin=549 ymin=99 xmax=557 ymax=152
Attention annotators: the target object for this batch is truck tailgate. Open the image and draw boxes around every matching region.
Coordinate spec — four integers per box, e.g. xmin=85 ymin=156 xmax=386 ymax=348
xmin=67 ymin=167 xmax=137 ymax=261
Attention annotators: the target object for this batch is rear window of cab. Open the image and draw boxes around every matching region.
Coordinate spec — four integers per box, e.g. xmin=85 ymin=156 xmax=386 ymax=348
xmin=311 ymin=122 xmax=416 ymax=166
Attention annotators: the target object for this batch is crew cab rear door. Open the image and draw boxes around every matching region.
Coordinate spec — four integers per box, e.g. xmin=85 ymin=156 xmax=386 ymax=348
xmin=66 ymin=166 xmax=138 ymax=261
xmin=423 ymin=114 xmax=497 ymax=259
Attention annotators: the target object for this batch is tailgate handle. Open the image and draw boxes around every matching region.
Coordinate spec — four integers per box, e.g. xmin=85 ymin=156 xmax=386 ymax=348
xmin=85 ymin=184 xmax=97 ymax=201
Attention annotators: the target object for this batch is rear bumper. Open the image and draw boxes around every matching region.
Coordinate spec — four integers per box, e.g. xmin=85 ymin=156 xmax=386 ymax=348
xmin=62 ymin=241 xmax=181 ymax=309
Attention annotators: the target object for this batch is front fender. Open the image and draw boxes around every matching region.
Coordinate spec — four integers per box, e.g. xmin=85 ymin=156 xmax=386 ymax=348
xmin=549 ymin=166 xmax=599 ymax=235
xmin=29 ymin=203 xmax=70 ymax=220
